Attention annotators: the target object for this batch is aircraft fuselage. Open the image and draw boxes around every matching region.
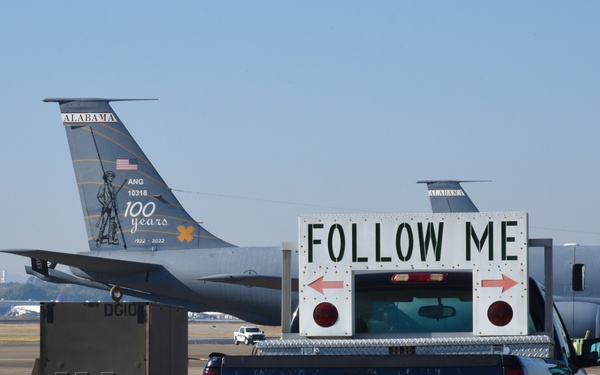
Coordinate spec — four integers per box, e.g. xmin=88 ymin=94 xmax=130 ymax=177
xmin=69 ymin=246 xmax=298 ymax=325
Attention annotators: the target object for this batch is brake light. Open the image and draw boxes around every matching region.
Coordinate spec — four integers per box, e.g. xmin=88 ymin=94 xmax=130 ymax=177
xmin=313 ymin=302 xmax=338 ymax=327
xmin=488 ymin=301 xmax=513 ymax=327
xmin=392 ymin=273 xmax=448 ymax=283
xmin=504 ymin=368 xmax=525 ymax=375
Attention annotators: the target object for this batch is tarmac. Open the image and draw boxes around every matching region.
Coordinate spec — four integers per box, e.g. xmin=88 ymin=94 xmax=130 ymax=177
xmin=0 ymin=321 xmax=279 ymax=375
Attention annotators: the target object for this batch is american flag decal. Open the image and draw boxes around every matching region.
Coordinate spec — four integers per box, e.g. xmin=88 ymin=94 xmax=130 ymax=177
xmin=116 ymin=158 xmax=138 ymax=171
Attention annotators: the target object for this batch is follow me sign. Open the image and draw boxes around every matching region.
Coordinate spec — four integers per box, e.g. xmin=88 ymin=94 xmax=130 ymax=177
xmin=298 ymin=212 xmax=528 ymax=337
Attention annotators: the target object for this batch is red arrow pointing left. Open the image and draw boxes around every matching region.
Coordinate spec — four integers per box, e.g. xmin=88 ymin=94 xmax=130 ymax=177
xmin=308 ymin=276 xmax=344 ymax=294
xmin=482 ymin=274 xmax=518 ymax=293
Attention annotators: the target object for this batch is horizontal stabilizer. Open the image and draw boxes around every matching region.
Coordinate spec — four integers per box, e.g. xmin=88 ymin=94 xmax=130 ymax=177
xmin=25 ymin=266 xmax=111 ymax=289
xmin=43 ymin=98 xmax=158 ymax=103
xmin=2 ymin=249 xmax=161 ymax=274
xmin=198 ymin=274 xmax=299 ymax=291
xmin=24 ymin=264 xmax=208 ymax=311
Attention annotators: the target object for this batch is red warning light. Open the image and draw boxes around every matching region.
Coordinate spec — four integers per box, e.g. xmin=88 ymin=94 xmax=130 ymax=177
xmin=487 ymin=301 xmax=513 ymax=327
xmin=313 ymin=302 xmax=339 ymax=328
xmin=392 ymin=273 xmax=448 ymax=283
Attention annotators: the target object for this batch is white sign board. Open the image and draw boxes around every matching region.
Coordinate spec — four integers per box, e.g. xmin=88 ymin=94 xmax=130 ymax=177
xmin=298 ymin=212 xmax=528 ymax=337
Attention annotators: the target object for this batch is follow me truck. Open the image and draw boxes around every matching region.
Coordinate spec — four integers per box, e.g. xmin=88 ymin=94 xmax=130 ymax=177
xmin=205 ymin=212 xmax=600 ymax=374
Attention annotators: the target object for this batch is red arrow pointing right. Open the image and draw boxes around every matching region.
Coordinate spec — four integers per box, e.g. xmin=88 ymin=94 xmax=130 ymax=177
xmin=482 ymin=274 xmax=518 ymax=293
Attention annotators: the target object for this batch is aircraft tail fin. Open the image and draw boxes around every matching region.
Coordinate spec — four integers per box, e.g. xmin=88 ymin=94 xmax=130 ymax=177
xmin=417 ymin=180 xmax=485 ymax=213
xmin=43 ymin=98 xmax=234 ymax=251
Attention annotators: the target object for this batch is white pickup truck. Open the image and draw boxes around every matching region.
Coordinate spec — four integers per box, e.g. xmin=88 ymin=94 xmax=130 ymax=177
xmin=233 ymin=326 xmax=265 ymax=345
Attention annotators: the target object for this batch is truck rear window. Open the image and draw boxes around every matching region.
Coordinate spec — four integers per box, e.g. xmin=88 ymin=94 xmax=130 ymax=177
xmin=355 ymin=290 xmax=472 ymax=333
xmin=354 ymin=271 xmax=473 ymax=334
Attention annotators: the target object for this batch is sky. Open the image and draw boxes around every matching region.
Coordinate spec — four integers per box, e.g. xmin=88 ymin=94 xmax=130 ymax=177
xmin=0 ymin=2 xmax=599 ymax=282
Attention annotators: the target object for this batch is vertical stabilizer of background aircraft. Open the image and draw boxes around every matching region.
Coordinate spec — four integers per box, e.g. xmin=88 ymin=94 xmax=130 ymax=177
xmin=418 ymin=180 xmax=484 ymax=213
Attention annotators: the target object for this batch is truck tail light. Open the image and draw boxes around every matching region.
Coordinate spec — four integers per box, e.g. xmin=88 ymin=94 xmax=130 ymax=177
xmin=392 ymin=273 xmax=448 ymax=283
xmin=488 ymin=301 xmax=513 ymax=327
xmin=203 ymin=354 xmax=223 ymax=375
xmin=313 ymin=302 xmax=338 ymax=327
xmin=504 ymin=368 xmax=526 ymax=375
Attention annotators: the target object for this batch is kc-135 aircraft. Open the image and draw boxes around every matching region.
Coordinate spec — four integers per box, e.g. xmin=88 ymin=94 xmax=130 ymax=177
xmin=2 ymin=98 xmax=296 ymax=325
xmin=3 ymin=99 xmax=599 ymax=336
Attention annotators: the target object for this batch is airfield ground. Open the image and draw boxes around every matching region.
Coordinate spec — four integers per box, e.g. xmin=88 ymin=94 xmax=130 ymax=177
xmin=0 ymin=321 xmax=281 ymax=375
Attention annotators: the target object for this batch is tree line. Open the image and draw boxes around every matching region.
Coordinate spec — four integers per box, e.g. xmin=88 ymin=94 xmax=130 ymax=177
xmin=0 ymin=277 xmax=113 ymax=302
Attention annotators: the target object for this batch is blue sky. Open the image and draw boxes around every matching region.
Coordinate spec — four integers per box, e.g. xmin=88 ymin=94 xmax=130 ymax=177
xmin=1 ymin=2 xmax=599 ymax=282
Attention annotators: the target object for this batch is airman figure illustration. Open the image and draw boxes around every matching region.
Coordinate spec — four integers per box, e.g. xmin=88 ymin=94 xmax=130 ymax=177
xmin=96 ymin=170 xmax=119 ymax=246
